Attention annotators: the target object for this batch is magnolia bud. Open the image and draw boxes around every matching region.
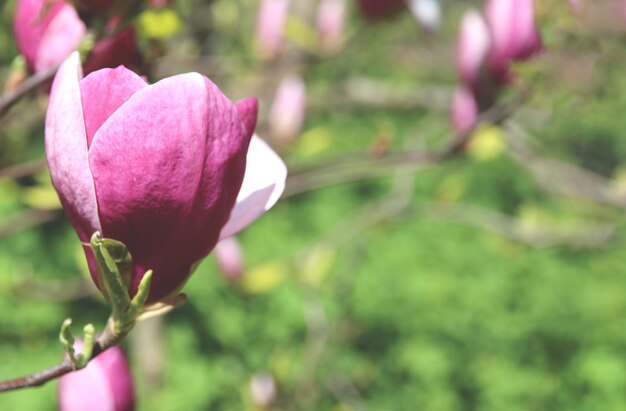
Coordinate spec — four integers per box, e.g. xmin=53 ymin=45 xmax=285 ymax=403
xmin=58 ymin=345 xmax=135 ymax=411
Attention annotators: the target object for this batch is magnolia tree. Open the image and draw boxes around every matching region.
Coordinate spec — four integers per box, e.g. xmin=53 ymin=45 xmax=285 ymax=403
xmin=0 ymin=0 xmax=624 ymax=409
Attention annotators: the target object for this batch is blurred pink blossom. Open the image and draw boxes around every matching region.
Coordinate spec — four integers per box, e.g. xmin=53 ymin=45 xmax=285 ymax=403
xmin=58 ymin=345 xmax=135 ymax=411
xmin=149 ymin=0 xmax=170 ymax=7
xmin=269 ymin=75 xmax=307 ymax=145
xmin=214 ymin=237 xmax=245 ymax=281
xmin=255 ymin=0 xmax=291 ymax=59
xmin=317 ymin=0 xmax=347 ymax=53
xmin=250 ymin=373 xmax=277 ymax=408
xmin=451 ymin=86 xmax=478 ymax=135
xmin=14 ymin=0 xmax=86 ymax=73
xmin=456 ymin=9 xmax=491 ymax=89
xmin=13 ymin=0 xmax=140 ymax=75
xmin=568 ymin=0 xmax=581 ymax=11
xmin=484 ymin=0 xmax=542 ymax=83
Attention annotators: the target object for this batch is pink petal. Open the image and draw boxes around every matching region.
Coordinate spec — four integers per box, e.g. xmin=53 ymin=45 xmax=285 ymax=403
xmin=451 ymin=86 xmax=478 ymax=135
xmin=14 ymin=0 xmax=64 ymax=70
xmin=268 ymin=75 xmax=307 ymax=144
xmin=35 ymin=3 xmax=86 ymax=72
xmin=89 ymin=74 xmax=250 ymax=302
xmin=255 ymin=0 xmax=290 ymax=58
xmin=235 ymin=97 xmax=259 ymax=142
xmin=485 ymin=0 xmax=541 ymax=82
xmin=457 ymin=10 xmax=491 ymax=88
xmin=220 ymin=135 xmax=287 ymax=240
xmin=58 ymin=345 xmax=134 ymax=411
xmin=79 ymin=66 xmax=147 ymax=147
xmin=214 ymin=237 xmax=245 ymax=281
xmin=46 ymin=52 xmax=100 ymax=242
xmin=58 ymin=361 xmax=115 ymax=411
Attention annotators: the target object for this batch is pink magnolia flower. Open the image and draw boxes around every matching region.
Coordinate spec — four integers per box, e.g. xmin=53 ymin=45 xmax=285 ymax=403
xmin=456 ymin=10 xmax=490 ymax=89
xmin=46 ymin=53 xmax=287 ymax=303
xmin=58 ymin=345 xmax=135 ymax=411
xmin=255 ymin=0 xmax=291 ymax=59
xmin=13 ymin=0 xmax=140 ymax=74
xmin=214 ymin=237 xmax=245 ymax=281
xmin=451 ymin=86 xmax=478 ymax=135
xmin=316 ymin=0 xmax=347 ymax=53
xmin=484 ymin=0 xmax=542 ymax=83
xmin=268 ymin=75 xmax=307 ymax=145
xmin=14 ymin=0 xmax=86 ymax=73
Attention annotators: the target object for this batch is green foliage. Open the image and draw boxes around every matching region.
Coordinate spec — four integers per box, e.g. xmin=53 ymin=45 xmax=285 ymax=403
xmin=2 ymin=1 xmax=626 ymax=410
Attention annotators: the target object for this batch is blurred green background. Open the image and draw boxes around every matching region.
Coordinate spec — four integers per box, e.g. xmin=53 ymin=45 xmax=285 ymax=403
xmin=2 ymin=0 xmax=626 ymax=410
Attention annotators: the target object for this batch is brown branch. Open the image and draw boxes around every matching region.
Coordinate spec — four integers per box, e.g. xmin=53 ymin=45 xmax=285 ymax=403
xmin=0 ymin=65 xmax=58 ymax=118
xmin=0 ymin=159 xmax=47 ymax=181
xmin=283 ymin=92 xmax=525 ymax=198
xmin=0 ymin=209 xmax=60 ymax=239
xmin=0 ymin=321 xmax=124 ymax=392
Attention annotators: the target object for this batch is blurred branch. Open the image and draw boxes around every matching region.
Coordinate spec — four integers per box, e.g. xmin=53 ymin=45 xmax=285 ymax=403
xmin=284 ymin=91 xmax=528 ymax=198
xmin=0 ymin=159 xmax=47 ymax=181
xmin=0 ymin=65 xmax=57 ymax=118
xmin=418 ymin=201 xmax=615 ymax=249
xmin=10 ymin=276 xmax=96 ymax=302
xmin=308 ymin=79 xmax=452 ymax=112
xmin=506 ymin=122 xmax=626 ymax=209
xmin=0 ymin=209 xmax=60 ymax=239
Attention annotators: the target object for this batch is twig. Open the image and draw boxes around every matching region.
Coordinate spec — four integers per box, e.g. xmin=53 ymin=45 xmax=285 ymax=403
xmin=0 ymin=159 xmax=47 ymax=181
xmin=284 ymin=92 xmax=526 ymax=198
xmin=0 ymin=322 xmax=124 ymax=392
xmin=0 ymin=65 xmax=58 ymax=118
xmin=506 ymin=122 xmax=626 ymax=209
xmin=418 ymin=201 xmax=615 ymax=249
xmin=0 ymin=209 xmax=60 ymax=239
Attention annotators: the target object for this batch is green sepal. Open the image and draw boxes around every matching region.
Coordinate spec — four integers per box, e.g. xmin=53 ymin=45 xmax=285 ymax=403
xmin=76 ymin=324 xmax=95 ymax=368
xmin=59 ymin=318 xmax=77 ymax=365
xmin=59 ymin=319 xmax=96 ymax=369
xmin=99 ymin=237 xmax=134 ymax=291
xmin=126 ymin=270 xmax=153 ymax=323
xmin=90 ymin=232 xmax=131 ymax=321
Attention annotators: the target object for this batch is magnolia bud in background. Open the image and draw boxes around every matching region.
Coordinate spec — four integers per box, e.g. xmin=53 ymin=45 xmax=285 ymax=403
xmin=356 ymin=0 xmax=406 ymax=21
xmin=214 ymin=237 xmax=245 ymax=281
xmin=14 ymin=0 xmax=86 ymax=73
xmin=250 ymin=372 xmax=277 ymax=408
xmin=316 ymin=0 xmax=347 ymax=54
xmin=407 ymin=0 xmax=442 ymax=32
xmin=451 ymin=86 xmax=478 ymax=135
xmin=83 ymin=27 xmax=141 ymax=74
xmin=13 ymin=0 xmax=141 ymax=75
xmin=484 ymin=0 xmax=542 ymax=83
xmin=456 ymin=9 xmax=490 ymax=90
xmin=255 ymin=0 xmax=290 ymax=59
xmin=149 ymin=0 xmax=170 ymax=7
xmin=58 ymin=345 xmax=135 ymax=411
xmin=568 ymin=0 xmax=581 ymax=12
xmin=268 ymin=75 xmax=307 ymax=146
